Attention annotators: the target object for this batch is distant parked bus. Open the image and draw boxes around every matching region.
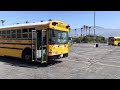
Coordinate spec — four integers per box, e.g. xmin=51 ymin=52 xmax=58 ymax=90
xmin=0 ymin=20 xmax=70 ymax=64
xmin=108 ymin=36 xmax=120 ymax=46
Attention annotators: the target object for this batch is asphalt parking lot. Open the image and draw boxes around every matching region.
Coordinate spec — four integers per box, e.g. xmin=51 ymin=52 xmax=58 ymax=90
xmin=0 ymin=43 xmax=120 ymax=79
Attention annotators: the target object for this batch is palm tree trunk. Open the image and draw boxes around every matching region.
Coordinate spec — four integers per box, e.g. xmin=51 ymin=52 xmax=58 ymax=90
xmin=81 ymin=29 xmax=82 ymax=37
xmin=75 ymin=29 xmax=76 ymax=38
xmin=83 ymin=29 xmax=84 ymax=37
xmin=89 ymin=29 xmax=90 ymax=35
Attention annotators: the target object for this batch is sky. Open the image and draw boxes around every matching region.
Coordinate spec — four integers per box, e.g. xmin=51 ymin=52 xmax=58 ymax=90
xmin=1 ymin=11 xmax=120 ymax=29
xmin=0 ymin=11 xmax=120 ymax=37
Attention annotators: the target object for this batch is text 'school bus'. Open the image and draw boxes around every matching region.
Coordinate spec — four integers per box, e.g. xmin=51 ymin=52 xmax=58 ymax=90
xmin=108 ymin=36 xmax=120 ymax=46
xmin=0 ymin=20 xmax=70 ymax=63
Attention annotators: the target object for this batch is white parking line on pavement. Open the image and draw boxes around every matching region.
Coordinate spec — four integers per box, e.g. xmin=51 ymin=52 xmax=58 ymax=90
xmin=95 ymin=62 xmax=120 ymax=68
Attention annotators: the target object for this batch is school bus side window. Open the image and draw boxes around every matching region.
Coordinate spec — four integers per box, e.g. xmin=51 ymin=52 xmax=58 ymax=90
xmin=22 ymin=29 xmax=28 ymax=38
xmin=17 ymin=29 xmax=22 ymax=38
xmin=0 ymin=31 xmax=1 ymax=39
xmin=11 ymin=30 xmax=16 ymax=38
xmin=7 ymin=30 xmax=11 ymax=38
xmin=2 ymin=30 xmax=6 ymax=39
xmin=29 ymin=28 xmax=35 ymax=38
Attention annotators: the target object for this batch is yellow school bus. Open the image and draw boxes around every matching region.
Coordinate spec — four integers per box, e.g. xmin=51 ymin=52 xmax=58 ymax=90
xmin=108 ymin=36 xmax=120 ymax=46
xmin=0 ymin=20 xmax=70 ymax=63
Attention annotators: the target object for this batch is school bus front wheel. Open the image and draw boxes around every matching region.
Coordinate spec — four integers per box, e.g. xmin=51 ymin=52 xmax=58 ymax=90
xmin=22 ymin=48 xmax=32 ymax=63
xmin=118 ymin=43 xmax=120 ymax=46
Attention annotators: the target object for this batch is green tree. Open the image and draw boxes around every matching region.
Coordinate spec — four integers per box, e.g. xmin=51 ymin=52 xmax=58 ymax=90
xmin=96 ymin=36 xmax=105 ymax=43
xmin=74 ymin=35 xmax=106 ymax=43
xmin=48 ymin=19 xmax=52 ymax=21
xmin=0 ymin=20 xmax=5 ymax=26
xmin=25 ymin=21 xmax=29 ymax=23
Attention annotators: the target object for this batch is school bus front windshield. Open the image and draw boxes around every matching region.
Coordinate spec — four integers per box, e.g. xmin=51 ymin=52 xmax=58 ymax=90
xmin=48 ymin=29 xmax=68 ymax=44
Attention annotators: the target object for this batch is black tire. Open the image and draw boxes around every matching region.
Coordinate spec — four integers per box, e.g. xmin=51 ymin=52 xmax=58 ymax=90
xmin=22 ymin=49 xmax=32 ymax=63
xmin=118 ymin=43 xmax=120 ymax=46
xmin=48 ymin=56 xmax=55 ymax=64
xmin=64 ymin=53 xmax=68 ymax=57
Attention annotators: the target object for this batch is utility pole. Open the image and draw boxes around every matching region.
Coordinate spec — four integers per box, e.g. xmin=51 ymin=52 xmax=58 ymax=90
xmin=93 ymin=11 xmax=98 ymax=47
xmin=94 ymin=11 xmax=96 ymax=44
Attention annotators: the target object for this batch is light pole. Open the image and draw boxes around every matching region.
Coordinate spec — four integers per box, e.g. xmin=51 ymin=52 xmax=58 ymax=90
xmin=94 ymin=11 xmax=96 ymax=44
xmin=93 ymin=11 xmax=98 ymax=47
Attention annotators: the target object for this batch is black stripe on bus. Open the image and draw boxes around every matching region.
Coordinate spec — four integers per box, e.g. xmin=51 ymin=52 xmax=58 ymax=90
xmin=0 ymin=47 xmax=36 ymax=51
xmin=0 ymin=47 xmax=23 ymax=50
xmin=0 ymin=43 xmax=32 ymax=45
xmin=0 ymin=39 xmax=32 ymax=40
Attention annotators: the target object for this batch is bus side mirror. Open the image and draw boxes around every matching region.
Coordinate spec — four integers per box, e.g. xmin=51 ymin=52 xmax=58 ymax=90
xmin=66 ymin=25 xmax=70 ymax=29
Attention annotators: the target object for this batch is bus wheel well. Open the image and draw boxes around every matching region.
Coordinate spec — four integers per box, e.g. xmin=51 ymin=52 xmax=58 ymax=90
xmin=22 ymin=48 xmax=32 ymax=55
xmin=21 ymin=48 xmax=32 ymax=62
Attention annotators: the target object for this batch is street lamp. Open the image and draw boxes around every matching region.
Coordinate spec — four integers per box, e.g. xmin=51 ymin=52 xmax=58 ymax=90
xmin=94 ymin=11 xmax=96 ymax=44
xmin=93 ymin=11 xmax=98 ymax=47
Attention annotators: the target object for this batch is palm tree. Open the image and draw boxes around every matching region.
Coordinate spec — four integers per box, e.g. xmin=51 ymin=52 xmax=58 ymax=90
xmin=16 ymin=23 xmax=20 ymax=24
xmin=25 ymin=21 xmax=29 ymax=23
xmin=89 ymin=27 xmax=91 ymax=35
xmin=83 ymin=25 xmax=86 ymax=37
xmin=81 ymin=27 xmax=83 ymax=37
xmin=40 ymin=20 xmax=43 ymax=22
xmin=48 ymin=19 xmax=52 ymax=21
xmin=75 ymin=29 xmax=76 ymax=38
xmin=86 ymin=26 xmax=88 ymax=36
xmin=0 ymin=20 xmax=5 ymax=26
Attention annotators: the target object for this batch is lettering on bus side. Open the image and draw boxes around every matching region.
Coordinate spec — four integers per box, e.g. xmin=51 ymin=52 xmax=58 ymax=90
xmin=56 ymin=24 xmax=66 ymax=28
